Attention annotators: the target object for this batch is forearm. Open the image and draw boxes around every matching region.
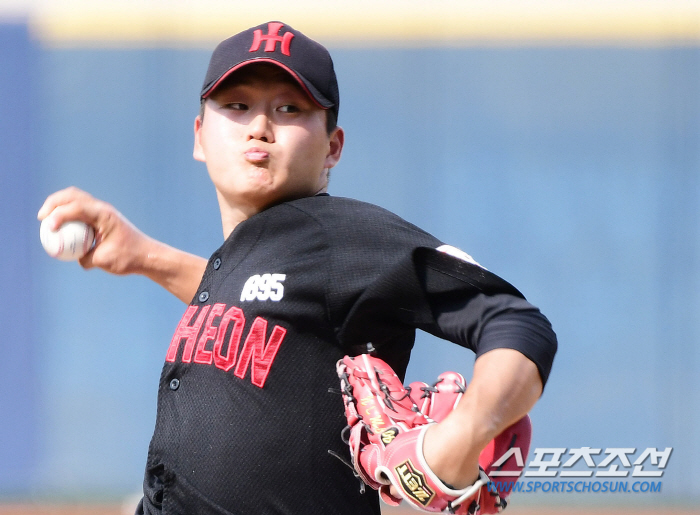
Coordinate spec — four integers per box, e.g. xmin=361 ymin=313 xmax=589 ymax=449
xmin=138 ymin=238 xmax=208 ymax=303
xmin=423 ymin=348 xmax=542 ymax=488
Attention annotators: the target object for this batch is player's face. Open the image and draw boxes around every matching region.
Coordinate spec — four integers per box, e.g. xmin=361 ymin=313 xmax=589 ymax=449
xmin=193 ymin=64 xmax=344 ymax=223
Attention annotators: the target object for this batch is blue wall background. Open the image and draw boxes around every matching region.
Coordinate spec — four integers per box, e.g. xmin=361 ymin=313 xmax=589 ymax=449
xmin=1 ymin=22 xmax=698 ymax=506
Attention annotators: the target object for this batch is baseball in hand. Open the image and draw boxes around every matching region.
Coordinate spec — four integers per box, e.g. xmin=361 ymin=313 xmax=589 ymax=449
xmin=40 ymin=218 xmax=95 ymax=261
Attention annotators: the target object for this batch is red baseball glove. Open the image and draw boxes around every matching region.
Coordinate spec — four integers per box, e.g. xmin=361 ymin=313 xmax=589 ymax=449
xmin=336 ymin=354 xmax=531 ymax=515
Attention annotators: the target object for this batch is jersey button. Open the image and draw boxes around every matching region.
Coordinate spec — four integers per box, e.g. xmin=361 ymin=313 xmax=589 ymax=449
xmin=213 ymin=258 xmax=221 ymax=270
xmin=198 ymin=291 xmax=209 ymax=302
xmin=169 ymin=378 xmax=180 ymax=390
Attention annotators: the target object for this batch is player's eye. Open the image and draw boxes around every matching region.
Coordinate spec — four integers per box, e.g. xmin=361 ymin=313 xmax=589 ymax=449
xmin=222 ymin=102 xmax=248 ymax=111
xmin=277 ymin=104 xmax=300 ymax=114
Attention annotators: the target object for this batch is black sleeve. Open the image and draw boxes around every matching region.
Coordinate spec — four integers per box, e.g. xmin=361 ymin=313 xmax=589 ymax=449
xmin=428 ymin=293 xmax=557 ymax=385
xmin=416 ymin=248 xmax=558 ymax=386
xmin=336 ymin=245 xmax=557 ymax=387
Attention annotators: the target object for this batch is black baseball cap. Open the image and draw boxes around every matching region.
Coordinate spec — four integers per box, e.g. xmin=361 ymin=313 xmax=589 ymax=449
xmin=200 ymin=21 xmax=339 ymax=119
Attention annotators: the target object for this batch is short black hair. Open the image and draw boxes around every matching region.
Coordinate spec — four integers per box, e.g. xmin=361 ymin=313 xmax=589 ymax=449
xmin=324 ymin=109 xmax=337 ymax=135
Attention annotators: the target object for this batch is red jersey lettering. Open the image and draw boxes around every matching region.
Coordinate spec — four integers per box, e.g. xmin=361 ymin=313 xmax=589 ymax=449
xmin=166 ymin=305 xmax=207 ymax=362
xmin=194 ymin=303 xmax=226 ymax=365
xmin=166 ymin=304 xmax=287 ymax=388
xmin=234 ymin=316 xmax=287 ymax=388
xmin=213 ymin=306 xmax=246 ymax=372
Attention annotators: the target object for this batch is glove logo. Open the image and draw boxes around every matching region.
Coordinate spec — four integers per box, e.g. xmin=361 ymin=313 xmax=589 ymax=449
xmin=381 ymin=428 xmax=399 ymax=445
xmin=395 ymin=459 xmax=435 ymax=507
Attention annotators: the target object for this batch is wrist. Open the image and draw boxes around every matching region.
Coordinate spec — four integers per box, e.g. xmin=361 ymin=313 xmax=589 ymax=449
xmin=422 ymin=421 xmax=481 ymax=489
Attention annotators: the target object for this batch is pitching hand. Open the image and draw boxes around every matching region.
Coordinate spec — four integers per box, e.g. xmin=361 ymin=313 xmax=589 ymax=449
xmin=38 ymin=186 xmax=155 ymax=275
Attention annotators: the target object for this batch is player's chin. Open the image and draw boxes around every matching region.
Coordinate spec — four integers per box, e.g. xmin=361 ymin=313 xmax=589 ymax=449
xmin=243 ymin=168 xmax=284 ymax=195
xmin=245 ymin=164 xmax=273 ymax=179
xmin=223 ymin=186 xmax=283 ymax=213
xmin=218 ymin=176 xmax=274 ymax=201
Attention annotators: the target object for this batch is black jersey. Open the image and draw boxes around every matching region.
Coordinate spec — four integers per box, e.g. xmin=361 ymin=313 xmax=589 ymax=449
xmin=137 ymin=195 xmax=556 ymax=515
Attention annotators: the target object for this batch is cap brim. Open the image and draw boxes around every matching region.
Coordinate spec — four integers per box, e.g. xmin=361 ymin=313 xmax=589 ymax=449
xmin=201 ymin=58 xmax=333 ymax=110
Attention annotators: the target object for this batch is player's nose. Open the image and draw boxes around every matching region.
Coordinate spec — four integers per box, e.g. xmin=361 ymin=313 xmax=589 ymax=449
xmin=247 ymin=111 xmax=274 ymax=143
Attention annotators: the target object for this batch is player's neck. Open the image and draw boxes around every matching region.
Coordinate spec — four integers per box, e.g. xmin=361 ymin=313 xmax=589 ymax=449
xmin=216 ymin=186 xmax=328 ymax=239
xmin=219 ymin=206 xmax=255 ymax=240
xmin=216 ymin=191 xmax=276 ymax=239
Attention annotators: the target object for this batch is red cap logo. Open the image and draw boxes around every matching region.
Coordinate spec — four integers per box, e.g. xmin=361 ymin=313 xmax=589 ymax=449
xmin=249 ymin=22 xmax=295 ymax=56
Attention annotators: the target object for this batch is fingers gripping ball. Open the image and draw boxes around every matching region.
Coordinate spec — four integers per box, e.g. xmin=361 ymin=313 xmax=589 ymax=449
xmin=40 ymin=218 xmax=95 ymax=261
xmin=336 ymin=354 xmax=531 ymax=515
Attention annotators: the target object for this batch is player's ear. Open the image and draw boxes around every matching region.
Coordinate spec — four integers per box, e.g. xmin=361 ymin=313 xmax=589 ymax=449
xmin=324 ymin=126 xmax=344 ymax=170
xmin=193 ymin=115 xmax=205 ymax=162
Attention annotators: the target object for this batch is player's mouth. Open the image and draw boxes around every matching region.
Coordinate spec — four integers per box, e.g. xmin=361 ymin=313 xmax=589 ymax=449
xmin=244 ymin=148 xmax=269 ymax=164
